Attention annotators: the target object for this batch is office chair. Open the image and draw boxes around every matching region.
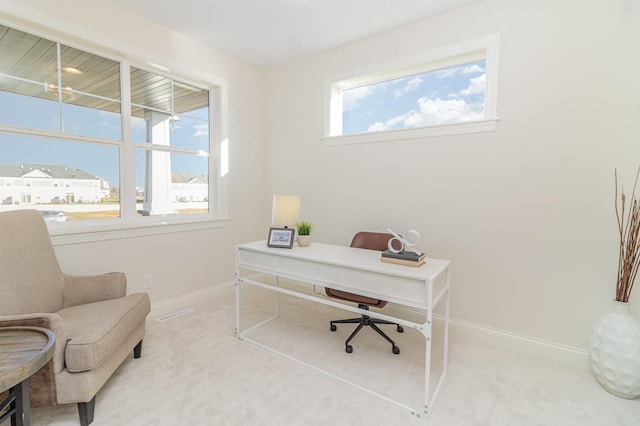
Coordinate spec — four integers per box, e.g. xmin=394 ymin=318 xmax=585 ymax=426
xmin=326 ymin=231 xmax=404 ymax=354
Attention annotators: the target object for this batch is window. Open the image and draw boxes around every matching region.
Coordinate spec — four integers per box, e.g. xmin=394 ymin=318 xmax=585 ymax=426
xmin=325 ymin=33 xmax=500 ymax=145
xmin=0 ymin=23 xmax=225 ymax=238
xmin=129 ymin=67 xmax=211 ymax=217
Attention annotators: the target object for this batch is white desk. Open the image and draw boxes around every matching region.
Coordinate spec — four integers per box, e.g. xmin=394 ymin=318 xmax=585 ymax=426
xmin=235 ymin=240 xmax=451 ymax=420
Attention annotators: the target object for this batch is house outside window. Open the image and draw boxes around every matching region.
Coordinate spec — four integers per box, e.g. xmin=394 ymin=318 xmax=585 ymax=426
xmin=0 ymin=23 xmax=224 ymax=236
xmin=0 ymin=164 xmax=108 ymax=205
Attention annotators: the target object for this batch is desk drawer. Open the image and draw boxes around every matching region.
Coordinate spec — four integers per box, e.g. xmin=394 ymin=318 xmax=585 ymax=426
xmin=237 ymin=247 xmax=433 ymax=309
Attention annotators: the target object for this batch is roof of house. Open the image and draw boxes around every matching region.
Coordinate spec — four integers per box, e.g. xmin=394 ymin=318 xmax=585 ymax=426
xmin=0 ymin=164 xmax=103 ymax=180
xmin=0 ymin=164 xmax=207 ymax=186
xmin=171 ymin=173 xmax=208 ymax=184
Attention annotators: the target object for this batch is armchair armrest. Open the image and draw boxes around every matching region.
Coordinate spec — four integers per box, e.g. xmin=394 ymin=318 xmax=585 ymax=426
xmin=62 ymin=272 xmax=127 ymax=308
xmin=0 ymin=313 xmax=66 ymax=373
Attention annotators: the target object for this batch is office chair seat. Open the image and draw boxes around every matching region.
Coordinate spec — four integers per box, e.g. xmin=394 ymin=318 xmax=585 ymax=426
xmin=326 ymin=231 xmax=404 ymax=354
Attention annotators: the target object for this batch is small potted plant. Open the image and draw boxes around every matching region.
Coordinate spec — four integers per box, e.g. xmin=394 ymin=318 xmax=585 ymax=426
xmin=296 ymin=221 xmax=312 ymax=247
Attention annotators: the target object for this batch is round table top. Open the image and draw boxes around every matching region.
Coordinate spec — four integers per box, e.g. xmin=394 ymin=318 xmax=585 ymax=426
xmin=0 ymin=326 xmax=55 ymax=393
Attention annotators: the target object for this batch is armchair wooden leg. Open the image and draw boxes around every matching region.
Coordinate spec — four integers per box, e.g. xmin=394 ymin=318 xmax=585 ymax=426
xmin=77 ymin=396 xmax=95 ymax=426
xmin=133 ymin=340 xmax=143 ymax=358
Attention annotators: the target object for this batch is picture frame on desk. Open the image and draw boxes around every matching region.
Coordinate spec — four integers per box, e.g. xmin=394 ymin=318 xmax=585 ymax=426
xmin=267 ymin=227 xmax=295 ymax=248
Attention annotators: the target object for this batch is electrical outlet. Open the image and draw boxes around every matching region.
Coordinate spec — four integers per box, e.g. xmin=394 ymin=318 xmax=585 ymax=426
xmin=143 ymin=274 xmax=153 ymax=289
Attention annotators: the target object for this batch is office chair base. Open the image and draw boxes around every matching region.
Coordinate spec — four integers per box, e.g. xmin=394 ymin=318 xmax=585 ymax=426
xmin=343 ymin=343 xmax=399 ymax=353
xmin=330 ymin=305 xmax=403 ymax=354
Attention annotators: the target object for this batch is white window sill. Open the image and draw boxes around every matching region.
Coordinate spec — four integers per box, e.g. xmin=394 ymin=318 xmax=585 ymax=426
xmin=50 ymin=217 xmax=229 ymax=246
xmin=323 ymin=118 xmax=499 ymax=146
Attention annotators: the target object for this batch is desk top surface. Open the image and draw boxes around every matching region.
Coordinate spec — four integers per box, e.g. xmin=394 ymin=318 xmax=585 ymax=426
xmin=0 ymin=326 xmax=55 ymax=392
xmin=237 ymin=240 xmax=450 ymax=282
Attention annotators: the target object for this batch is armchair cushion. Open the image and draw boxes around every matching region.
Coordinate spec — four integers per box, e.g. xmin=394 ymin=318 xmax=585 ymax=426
xmin=58 ymin=293 xmax=150 ymax=372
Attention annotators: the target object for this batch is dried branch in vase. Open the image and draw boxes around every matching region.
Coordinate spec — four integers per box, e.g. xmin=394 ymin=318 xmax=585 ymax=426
xmin=615 ymin=167 xmax=640 ymax=302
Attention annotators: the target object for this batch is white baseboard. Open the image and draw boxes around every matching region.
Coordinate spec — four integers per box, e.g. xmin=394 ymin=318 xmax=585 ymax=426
xmin=150 ymin=279 xmax=590 ymax=371
xmin=148 ymin=281 xmax=233 ymax=320
xmin=445 ymin=317 xmax=590 ymax=371
xmin=380 ymin=302 xmax=590 ymax=371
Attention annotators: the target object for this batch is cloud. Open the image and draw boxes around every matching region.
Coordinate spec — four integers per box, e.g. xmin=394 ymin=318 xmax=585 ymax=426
xmin=193 ymin=124 xmax=209 ymax=137
xmin=394 ymin=76 xmax=423 ymax=98
xmin=367 ymin=97 xmax=484 ymax=132
xmin=367 ymin=71 xmax=486 ymax=132
xmin=460 ymin=74 xmax=485 ymax=96
xmin=462 ymin=64 xmax=485 ymax=74
xmin=367 ymin=122 xmax=387 ymax=132
xmin=342 ymin=85 xmax=376 ymax=112
xmin=436 ymin=63 xmax=485 ymax=78
xmin=353 ymin=60 xmax=487 ymax=133
xmin=435 ymin=68 xmax=457 ymax=78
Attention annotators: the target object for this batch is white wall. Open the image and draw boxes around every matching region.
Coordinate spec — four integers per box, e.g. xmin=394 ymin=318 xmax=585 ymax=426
xmin=0 ymin=0 xmax=267 ymax=307
xmin=264 ymin=0 xmax=640 ymax=350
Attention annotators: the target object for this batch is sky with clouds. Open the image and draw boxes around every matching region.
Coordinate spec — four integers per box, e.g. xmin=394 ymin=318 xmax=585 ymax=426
xmin=342 ymin=60 xmax=486 ymax=135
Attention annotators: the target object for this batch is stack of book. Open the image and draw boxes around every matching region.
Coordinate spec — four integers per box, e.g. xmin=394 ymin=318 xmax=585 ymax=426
xmin=380 ymin=250 xmax=425 ymax=267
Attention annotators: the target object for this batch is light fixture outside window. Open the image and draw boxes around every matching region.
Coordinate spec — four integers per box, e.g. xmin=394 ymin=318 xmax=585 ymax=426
xmin=61 ymin=66 xmax=83 ymax=75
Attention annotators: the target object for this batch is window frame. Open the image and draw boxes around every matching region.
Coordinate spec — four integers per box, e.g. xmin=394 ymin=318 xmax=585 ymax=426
xmin=323 ymin=33 xmax=500 ymax=146
xmin=0 ymin=20 xmax=229 ymax=245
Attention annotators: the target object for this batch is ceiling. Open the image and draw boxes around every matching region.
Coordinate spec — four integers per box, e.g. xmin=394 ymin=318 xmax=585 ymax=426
xmin=108 ymin=0 xmax=478 ymax=69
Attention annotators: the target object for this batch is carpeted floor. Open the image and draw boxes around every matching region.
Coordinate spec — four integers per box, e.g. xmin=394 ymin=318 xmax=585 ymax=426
xmin=29 ymin=283 xmax=640 ymax=426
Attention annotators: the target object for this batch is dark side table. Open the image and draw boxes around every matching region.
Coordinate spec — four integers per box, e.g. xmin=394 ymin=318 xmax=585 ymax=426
xmin=0 ymin=327 xmax=55 ymax=426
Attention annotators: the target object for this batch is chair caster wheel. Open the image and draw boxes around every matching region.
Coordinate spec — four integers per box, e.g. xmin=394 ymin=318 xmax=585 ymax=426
xmin=330 ymin=324 xmax=337 ymax=331
xmin=346 ymin=345 xmax=353 ymax=353
xmin=392 ymin=345 xmax=400 ymax=355
xmin=397 ymin=325 xmax=404 ymax=333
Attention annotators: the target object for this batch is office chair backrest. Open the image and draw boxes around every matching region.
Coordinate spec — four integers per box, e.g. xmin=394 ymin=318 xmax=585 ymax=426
xmin=350 ymin=231 xmax=394 ymax=251
xmin=326 ymin=231 xmax=397 ymax=310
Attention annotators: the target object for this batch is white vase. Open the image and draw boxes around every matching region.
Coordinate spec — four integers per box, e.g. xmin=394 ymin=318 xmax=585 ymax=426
xmin=297 ymin=235 xmax=311 ymax=247
xmin=589 ymin=300 xmax=640 ymax=399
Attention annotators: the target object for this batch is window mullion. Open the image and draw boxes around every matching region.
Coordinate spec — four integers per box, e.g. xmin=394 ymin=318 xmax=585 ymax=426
xmin=120 ymin=60 xmax=135 ymax=222
xmin=56 ymin=42 xmax=63 ymax=132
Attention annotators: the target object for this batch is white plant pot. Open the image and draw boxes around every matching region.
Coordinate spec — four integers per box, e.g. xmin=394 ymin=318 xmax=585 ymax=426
xmin=297 ymin=235 xmax=311 ymax=247
xmin=589 ymin=300 xmax=640 ymax=399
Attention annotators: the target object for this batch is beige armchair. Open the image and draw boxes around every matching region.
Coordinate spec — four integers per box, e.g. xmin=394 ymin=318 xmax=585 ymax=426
xmin=0 ymin=209 xmax=150 ymax=425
